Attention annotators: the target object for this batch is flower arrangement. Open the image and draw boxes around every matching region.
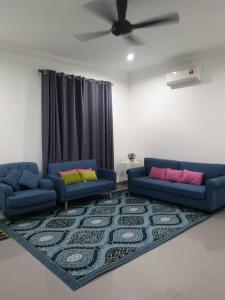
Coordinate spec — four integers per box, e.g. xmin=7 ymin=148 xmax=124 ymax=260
xmin=128 ymin=153 xmax=136 ymax=162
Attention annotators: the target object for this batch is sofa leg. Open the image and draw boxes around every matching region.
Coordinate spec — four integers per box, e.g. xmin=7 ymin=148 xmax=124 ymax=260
xmin=65 ymin=201 xmax=68 ymax=210
xmin=109 ymin=192 xmax=112 ymax=199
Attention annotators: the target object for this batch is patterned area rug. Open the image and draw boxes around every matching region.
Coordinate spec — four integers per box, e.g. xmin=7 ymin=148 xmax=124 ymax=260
xmin=0 ymin=191 xmax=209 ymax=290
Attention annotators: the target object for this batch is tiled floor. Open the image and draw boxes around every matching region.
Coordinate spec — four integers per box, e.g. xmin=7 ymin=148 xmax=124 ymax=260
xmin=1 ymin=209 xmax=225 ymax=300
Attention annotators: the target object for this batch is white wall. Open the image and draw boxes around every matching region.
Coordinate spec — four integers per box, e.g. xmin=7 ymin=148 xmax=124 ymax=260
xmin=2 ymin=48 xmax=225 ymax=180
xmin=0 ymin=48 xmax=130 ymax=177
xmin=128 ymin=55 xmax=225 ymax=166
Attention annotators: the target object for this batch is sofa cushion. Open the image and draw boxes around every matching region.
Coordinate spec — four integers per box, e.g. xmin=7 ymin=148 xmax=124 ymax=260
xmin=144 ymin=158 xmax=179 ymax=175
xmin=181 ymin=169 xmax=204 ymax=186
xmin=6 ymin=189 xmax=56 ymax=208
xmin=179 ymin=161 xmax=225 ymax=182
xmin=65 ymin=179 xmax=114 ymax=198
xmin=149 ymin=167 xmax=167 ymax=180
xmin=165 ymin=168 xmax=183 ymax=183
xmin=3 ymin=168 xmax=22 ymax=191
xmin=62 ymin=172 xmax=81 ymax=185
xmin=132 ymin=177 xmax=164 ymax=191
xmin=48 ymin=160 xmax=98 ymax=176
xmin=80 ymin=171 xmax=98 ymax=182
xmin=19 ymin=170 xmax=40 ymax=189
xmin=58 ymin=169 xmax=92 ymax=177
xmin=0 ymin=162 xmax=38 ymax=178
xmin=163 ymin=181 xmax=205 ymax=200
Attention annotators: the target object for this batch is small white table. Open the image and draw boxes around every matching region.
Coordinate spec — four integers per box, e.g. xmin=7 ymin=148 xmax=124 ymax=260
xmin=119 ymin=160 xmax=140 ymax=185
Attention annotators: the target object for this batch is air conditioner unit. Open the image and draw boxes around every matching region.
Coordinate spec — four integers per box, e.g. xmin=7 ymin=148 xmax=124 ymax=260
xmin=166 ymin=67 xmax=201 ymax=89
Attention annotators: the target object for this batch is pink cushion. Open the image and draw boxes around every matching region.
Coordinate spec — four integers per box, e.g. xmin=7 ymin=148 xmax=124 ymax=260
xmin=181 ymin=169 xmax=204 ymax=186
xmin=165 ymin=168 xmax=183 ymax=183
xmin=149 ymin=167 xmax=167 ymax=180
xmin=58 ymin=168 xmax=92 ymax=177
xmin=76 ymin=169 xmax=92 ymax=173
xmin=58 ymin=170 xmax=75 ymax=177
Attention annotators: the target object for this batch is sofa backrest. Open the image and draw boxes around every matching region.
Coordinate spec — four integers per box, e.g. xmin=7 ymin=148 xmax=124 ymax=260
xmin=179 ymin=161 xmax=225 ymax=182
xmin=0 ymin=162 xmax=38 ymax=177
xmin=144 ymin=158 xmax=179 ymax=175
xmin=47 ymin=160 xmax=98 ymax=176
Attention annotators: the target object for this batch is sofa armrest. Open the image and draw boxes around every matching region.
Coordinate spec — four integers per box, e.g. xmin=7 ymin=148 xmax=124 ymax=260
xmin=206 ymin=176 xmax=225 ymax=189
xmin=47 ymin=175 xmax=65 ymax=202
xmin=0 ymin=183 xmax=14 ymax=210
xmin=127 ymin=167 xmax=146 ymax=179
xmin=39 ymin=178 xmax=54 ymax=190
xmin=205 ymin=176 xmax=225 ymax=212
xmin=127 ymin=167 xmax=146 ymax=193
xmin=98 ymin=168 xmax=116 ymax=182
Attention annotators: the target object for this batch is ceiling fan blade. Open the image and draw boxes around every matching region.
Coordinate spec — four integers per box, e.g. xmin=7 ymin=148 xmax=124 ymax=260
xmin=74 ymin=30 xmax=111 ymax=42
xmin=83 ymin=0 xmax=115 ymax=24
xmin=124 ymin=34 xmax=145 ymax=46
xmin=116 ymin=0 xmax=127 ymax=21
xmin=132 ymin=12 xmax=179 ymax=30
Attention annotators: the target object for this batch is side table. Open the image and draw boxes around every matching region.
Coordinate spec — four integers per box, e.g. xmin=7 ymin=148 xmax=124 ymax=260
xmin=119 ymin=160 xmax=140 ymax=187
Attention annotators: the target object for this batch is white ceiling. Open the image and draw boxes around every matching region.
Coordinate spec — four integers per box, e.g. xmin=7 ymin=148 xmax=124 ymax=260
xmin=0 ymin=0 xmax=225 ymax=72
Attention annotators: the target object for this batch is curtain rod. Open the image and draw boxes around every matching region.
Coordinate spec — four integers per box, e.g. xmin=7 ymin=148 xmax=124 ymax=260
xmin=38 ymin=69 xmax=114 ymax=86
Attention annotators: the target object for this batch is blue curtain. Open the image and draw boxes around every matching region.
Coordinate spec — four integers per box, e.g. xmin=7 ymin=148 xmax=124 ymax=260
xmin=40 ymin=70 xmax=114 ymax=173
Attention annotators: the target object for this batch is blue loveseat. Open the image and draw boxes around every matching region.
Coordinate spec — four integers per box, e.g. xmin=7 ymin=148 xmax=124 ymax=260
xmin=127 ymin=158 xmax=225 ymax=212
xmin=47 ymin=160 xmax=116 ymax=209
xmin=0 ymin=162 xmax=57 ymax=217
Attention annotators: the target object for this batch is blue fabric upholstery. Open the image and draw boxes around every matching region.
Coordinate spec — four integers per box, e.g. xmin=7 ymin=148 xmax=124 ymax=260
xmin=0 ymin=162 xmax=56 ymax=217
xmin=39 ymin=178 xmax=54 ymax=190
xmin=129 ymin=185 xmax=207 ymax=211
xmin=128 ymin=158 xmax=225 ymax=212
xmin=0 ymin=183 xmax=14 ymax=210
xmin=6 ymin=202 xmax=55 ymax=217
xmin=127 ymin=167 xmax=146 ymax=178
xmin=0 ymin=162 xmax=38 ymax=177
xmin=179 ymin=161 xmax=225 ymax=182
xmin=132 ymin=177 xmax=164 ymax=191
xmin=48 ymin=160 xmax=116 ymax=203
xmin=127 ymin=167 xmax=146 ymax=192
xmin=163 ymin=181 xmax=205 ymax=200
xmin=98 ymin=168 xmax=116 ymax=182
xmin=3 ymin=168 xmax=22 ymax=191
xmin=206 ymin=176 xmax=225 ymax=211
xmin=19 ymin=170 xmax=40 ymax=189
xmin=132 ymin=177 xmax=205 ymax=200
xmin=144 ymin=158 xmax=179 ymax=175
xmin=47 ymin=175 xmax=65 ymax=202
xmin=65 ymin=180 xmax=115 ymax=200
xmin=7 ymin=190 xmax=56 ymax=208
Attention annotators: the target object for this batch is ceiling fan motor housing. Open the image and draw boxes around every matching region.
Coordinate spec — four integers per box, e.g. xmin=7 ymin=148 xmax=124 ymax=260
xmin=75 ymin=0 xmax=180 ymax=44
xmin=112 ymin=20 xmax=132 ymax=36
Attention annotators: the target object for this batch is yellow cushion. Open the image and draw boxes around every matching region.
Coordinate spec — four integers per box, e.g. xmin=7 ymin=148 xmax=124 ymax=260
xmin=79 ymin=171 xmax=98 ymax=182
xmin=62 ymin=172 xmax=81 ymax=185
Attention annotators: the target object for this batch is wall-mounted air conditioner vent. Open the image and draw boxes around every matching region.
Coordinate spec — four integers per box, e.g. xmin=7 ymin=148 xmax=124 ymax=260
xmin=166 ymin=67 xmax=201 ymax=89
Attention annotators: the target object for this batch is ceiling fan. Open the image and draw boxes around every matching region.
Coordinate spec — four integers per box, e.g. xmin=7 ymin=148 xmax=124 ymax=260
xmin=74 ymin=0 xmax=180 ymax=46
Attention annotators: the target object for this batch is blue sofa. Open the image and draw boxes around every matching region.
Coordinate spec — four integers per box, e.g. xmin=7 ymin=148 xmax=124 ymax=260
xmin=47 ymin=160 xmax=116 ymax=209
xmin=0 ymin=162 xmax=57 ymax=217
xmin=127 ymin=158 xmax=225 ymax=212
